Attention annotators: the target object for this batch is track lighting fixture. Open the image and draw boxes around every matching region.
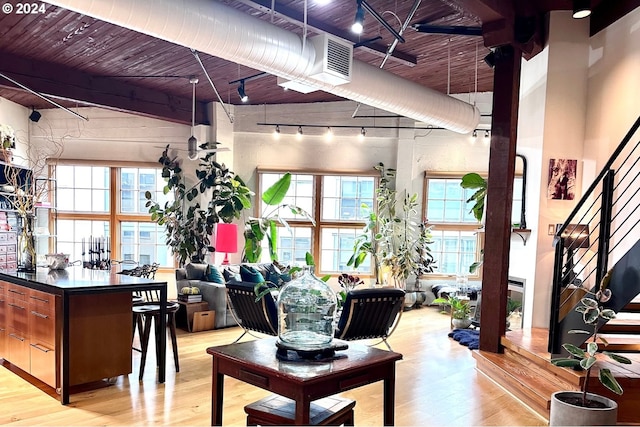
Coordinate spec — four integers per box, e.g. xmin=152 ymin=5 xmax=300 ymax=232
xmin=237 ymin=80 xmax=248 ymax=103
xmin=325 ymin=127 xmax=333 ymax=141
xmin=188 ymin=136 xmax=198 ymax=160
xmin=358 ymin=127 xmax=366 ymax=141
xmin=484 ymin=130 xmax=490 ymax=139
xmin=472 ymin=130 xmax=477 ymax=138
xmin=572 ymin=0 xmax=591 ymax=19
xmin=29 ymin=107 xmax=41 ymax=122
xmin=296 ymin=126 xmax=303 ymax=140
xmin=273 ymin=125 xmax=281 ymax=140
xmin=351 ymin=0 xmax=365 ymax=34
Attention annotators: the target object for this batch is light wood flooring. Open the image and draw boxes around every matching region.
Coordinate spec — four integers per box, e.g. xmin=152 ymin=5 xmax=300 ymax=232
xmin=0 ymin=306 xmax=548 ymax=426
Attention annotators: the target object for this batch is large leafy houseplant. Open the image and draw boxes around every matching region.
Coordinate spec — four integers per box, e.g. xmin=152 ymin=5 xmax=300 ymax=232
xmin=551 ymin=270 xmax=632 ymax=408
xmin=145 ymin=145 xmax=252 ymax=266
xmin=243 ymin=172 xmax=313 ymax=263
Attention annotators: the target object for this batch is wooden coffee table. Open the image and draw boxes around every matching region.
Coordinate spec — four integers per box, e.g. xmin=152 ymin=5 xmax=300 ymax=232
xmin=206 ymin=337 xmax=402 ymax=425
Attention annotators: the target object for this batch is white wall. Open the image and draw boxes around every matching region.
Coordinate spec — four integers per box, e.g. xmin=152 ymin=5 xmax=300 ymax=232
xmin=0 ymin=97 xmax=30 ymax=167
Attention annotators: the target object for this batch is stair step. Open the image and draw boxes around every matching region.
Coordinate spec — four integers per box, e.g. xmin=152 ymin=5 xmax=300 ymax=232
xmin=623 ymin=302 xmax=640 ymax=313
xmin=598 ymin=334 xmax=640 ymax=351
xmin=473 ymin=350 xmax=580 ymax=420
xmin=601 ymin=313 xmax=640 ymax=333
xmin=501 ymin=334 xmax=583 ymax=387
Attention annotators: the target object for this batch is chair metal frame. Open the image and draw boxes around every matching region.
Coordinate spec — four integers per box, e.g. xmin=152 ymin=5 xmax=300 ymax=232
xmin=334 ymin=288 xmax=405 ymax=351
xmin=226 ymin=282 xmax=278 ymax=343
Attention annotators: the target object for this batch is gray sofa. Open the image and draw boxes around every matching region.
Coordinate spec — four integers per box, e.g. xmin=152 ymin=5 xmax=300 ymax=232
xmin=175 ymin=263 xmax=237 ymax=329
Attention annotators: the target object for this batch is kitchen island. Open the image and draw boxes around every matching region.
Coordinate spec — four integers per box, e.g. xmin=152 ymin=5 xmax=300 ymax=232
xmin=0 ymin=266 xmax=167 ymax=404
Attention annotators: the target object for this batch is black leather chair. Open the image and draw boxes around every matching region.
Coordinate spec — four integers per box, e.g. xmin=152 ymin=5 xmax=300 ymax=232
xmin=226 ymin=281 xmax=278 ymax=343
xmin=334 ymin=288 xmax=405 ymax=351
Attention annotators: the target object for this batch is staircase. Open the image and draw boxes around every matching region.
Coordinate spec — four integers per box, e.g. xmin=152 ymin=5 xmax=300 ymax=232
xmin=474 ymin=115 xmax=640 ymax=423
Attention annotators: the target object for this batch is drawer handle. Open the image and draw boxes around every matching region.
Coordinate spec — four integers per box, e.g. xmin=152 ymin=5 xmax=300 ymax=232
xmin=8 ymin=289 xmax=26 ymax=296
xmin=31 ymin=310 xmax=49 ymax=319
xmin=8 ymin=302 xmax=26 ymax=310
xmin=30 ymin=343 xmax=52 ymax=353
xmin=30 ymin=295 xmax=49 ymax=303
xmin=8 ymin=333 xmax=25 ymax=342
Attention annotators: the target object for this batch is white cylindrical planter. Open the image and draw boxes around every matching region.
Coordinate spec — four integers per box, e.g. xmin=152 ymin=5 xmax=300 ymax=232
xmin=550 ymin=391 xmax=618 ymax=426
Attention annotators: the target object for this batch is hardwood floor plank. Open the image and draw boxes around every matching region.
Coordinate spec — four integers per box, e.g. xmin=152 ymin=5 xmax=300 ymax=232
xmin=0 ymin=306 xmax=546 ymax=426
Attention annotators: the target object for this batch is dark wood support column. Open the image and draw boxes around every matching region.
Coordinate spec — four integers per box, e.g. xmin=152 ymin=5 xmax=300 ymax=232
xmin=479 ymin=44 xmax=522 ymax=353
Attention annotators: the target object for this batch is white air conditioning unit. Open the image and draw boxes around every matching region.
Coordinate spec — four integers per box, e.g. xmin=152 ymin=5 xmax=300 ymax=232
xmin=308 ymin=34 xmax=353 ymax=86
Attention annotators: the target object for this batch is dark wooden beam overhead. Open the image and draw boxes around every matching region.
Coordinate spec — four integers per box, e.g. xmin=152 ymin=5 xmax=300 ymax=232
xmin=0 ymin=52 xmax=207 ymax=125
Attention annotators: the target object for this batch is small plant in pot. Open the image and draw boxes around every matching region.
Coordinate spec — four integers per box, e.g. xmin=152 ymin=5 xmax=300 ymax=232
xmin=432 ymin=294 xmax=472 ymax=329
xmin=549 ymin=270 xmax=632 ymax=426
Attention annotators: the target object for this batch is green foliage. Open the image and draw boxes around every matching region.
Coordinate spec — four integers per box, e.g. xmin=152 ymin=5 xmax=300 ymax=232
xmin=145 ymin=144 xmax=252 ymax=266
xmin=551 ymin=270 xmax=632 ymax=405
xmin=243 ymin=173 xmax=314 ymax=263
xmin=460 ymin=172 xmax=487 ymax=223
xmin=432 ymin=295 xmax=472 ymax=319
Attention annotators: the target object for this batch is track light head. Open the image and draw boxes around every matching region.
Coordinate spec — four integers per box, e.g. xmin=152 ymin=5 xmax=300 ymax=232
xmin=188 ymin=135 xmax=198 ymax=160
xmin=29 ymin=108 xmax=41 ymax=122
xmin=351 ymin=0 xmax=365 ymax=34
xmin=237 ymin=80 xmax=248 ymax=103
xmin=273 ymin=125 xmax=281 ymax=140
xmin=484 ymin=130 xmax=490 ymax=139
xmin=572 ymin=0 xmax=591 ymax=19
xmin=472 ymin=130 xmax=478 ymax=138
xmin=296 ymin=126 xmax=303 ymax=140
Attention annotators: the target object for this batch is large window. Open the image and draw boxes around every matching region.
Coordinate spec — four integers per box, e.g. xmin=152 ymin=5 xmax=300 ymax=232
xmin=257 ymin=171 xmax=376 ymax=275
xmin=55 ymin=164 xmax=173 ymax=267
xmin=424 ymin=173 xmax=523 ymax=277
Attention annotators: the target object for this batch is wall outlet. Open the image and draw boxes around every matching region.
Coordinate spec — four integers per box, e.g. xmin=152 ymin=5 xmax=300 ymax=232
xmin=548 ymin=224 xmax=556 ymax=235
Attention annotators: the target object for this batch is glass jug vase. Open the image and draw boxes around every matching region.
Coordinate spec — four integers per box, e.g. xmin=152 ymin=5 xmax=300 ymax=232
xmin=277 ymin=265 xmax=337 ymax=350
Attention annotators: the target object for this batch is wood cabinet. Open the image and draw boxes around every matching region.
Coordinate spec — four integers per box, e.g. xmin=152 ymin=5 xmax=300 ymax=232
xmin=0 ymin=281 xmax=5 ymax=358
xmin=1 ymin=281 xmax=57 ymax=386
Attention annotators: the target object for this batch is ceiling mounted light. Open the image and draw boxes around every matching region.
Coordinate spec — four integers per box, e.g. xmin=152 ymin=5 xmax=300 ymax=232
xmin=273 ymin=125 xmax=281 ymax=140
xmin=572 ymin=0 xmax=591 ymax=19
xmin=484 ymin=130 xmax=490 ymax=139
xmin=358 ymin=127 xmax=366 ymax=141
xmin=325 ymin=127 xmax=333 ymax=142
xmin=472 ymin=130 xmax=478 ymax=138
xmin=237 ymin=80 xmax=248 ymax=103
xmin=296 ymin=126 xmax=303 ymax=140
xmin=351 ymin=0 xmax=365 ymax=34
xmin=188 ymin=136 xmax=198 ymax=160
xmin=188 ymin=76 xmax=199 ymax=160
xmin=29 ymin=108 xmax=41 ymax=122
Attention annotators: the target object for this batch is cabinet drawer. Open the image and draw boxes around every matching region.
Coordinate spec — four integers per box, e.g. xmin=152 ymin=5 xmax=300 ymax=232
xmin=5 ymin=253 xmax=16 ymax=262
xmin=29 ymin=308 xmax=55 ymax=346
xmin=0 ymin=327 xmax=6 ymax=359
xmin=30 ymin=289 xmax=55 ymax=314
xmin=7 ymin=233 xmax=16 ymax=243
xmin=0 ymin=296 xmax=5 ymax=325
xmin=30 ymin=341 xmax=56 ymax=387
xmin=5 ymin=262 xmax=17 ymax=270
xmin=7 ymin=328 xmax=30 ymax=371
xmin=0 ymin=233 xmax=7 ymax=243
xmin=0 ymin=245 xmax=6 ymax=253
xmin=5 ymin=244 xmax=16 ymax=254
xmin=6 ymin=284 xmax=27 ymax=301
xmin=0 ymin=254 xmax=6 ymax=263
xmin=6 ymin=298 xmax=28 ymax=331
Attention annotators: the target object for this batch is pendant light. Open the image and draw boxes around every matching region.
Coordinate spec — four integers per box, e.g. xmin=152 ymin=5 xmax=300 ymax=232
xmin=188 ymin=76 xmax=199 ymax=160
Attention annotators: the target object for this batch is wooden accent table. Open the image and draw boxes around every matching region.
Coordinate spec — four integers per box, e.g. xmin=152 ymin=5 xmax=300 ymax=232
xmin=175 ymin=300 xmax=209 ymax=332
xmin=206 ymin=337 xmax=402 ymax=426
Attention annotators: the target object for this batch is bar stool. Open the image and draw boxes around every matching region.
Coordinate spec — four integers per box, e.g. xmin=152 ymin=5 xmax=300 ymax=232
xmin=244 ymin=394 xmax=355 ymax=426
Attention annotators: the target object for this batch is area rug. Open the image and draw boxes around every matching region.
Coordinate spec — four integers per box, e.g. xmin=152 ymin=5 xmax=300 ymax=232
xmin=448 ymin=328 xmax=480 ymax=350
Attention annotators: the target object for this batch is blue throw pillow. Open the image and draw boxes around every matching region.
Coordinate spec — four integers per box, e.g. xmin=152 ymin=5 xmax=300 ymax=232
xmin=240 ymin=265 xmax=265 ymax=283
xmin=264 ymin=263 xmax=292 ymax=287
xmin=205 ymin=264 xmax=225 ymax=284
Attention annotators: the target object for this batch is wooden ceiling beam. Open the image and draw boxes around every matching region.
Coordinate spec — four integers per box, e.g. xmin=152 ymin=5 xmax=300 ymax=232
xmin=0 ymin=52 xmax=208 ymax=125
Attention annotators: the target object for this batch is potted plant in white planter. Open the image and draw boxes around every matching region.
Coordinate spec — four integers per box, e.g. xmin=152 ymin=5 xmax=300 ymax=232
xmin=432 ymin=294 xmax=472 ymax=329
xmin=549 ymin=269 xmax=632 ymax=426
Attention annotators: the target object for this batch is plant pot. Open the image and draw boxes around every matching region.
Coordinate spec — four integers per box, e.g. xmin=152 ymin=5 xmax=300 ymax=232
xmin=550 ymin=391 xmax=618 ymax=426
xmin=403 ymin=291 xmax=417 ymax=310
xmin=452 ymin=317 xmax=472 ymax=329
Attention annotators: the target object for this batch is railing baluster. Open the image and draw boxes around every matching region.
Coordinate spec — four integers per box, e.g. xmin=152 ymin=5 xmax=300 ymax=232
xmin=596 ymin=169 xmax=615 ymax=286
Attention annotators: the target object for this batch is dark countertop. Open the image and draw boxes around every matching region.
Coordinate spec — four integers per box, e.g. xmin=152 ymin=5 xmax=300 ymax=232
xmin=0 ymin=266 xmax=166 ymax=294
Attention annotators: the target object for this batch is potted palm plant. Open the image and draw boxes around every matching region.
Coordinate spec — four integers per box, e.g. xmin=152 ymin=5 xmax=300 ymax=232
xmin=549 ymin=269 xmax=632 ymax=426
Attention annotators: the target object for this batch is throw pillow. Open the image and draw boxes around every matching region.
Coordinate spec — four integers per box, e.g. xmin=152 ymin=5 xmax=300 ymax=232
xmin=184 ymin=263 xmax=208 ymax=280
xmin=205 ymin=264 xmax=225 ymax=284
xmin=264 ymin=263 xmax=291 ymax=287
xmin=240 ymin=264 xmax=265 ymax=283
xmin=222 ymin=265 xmax=241 ymax=282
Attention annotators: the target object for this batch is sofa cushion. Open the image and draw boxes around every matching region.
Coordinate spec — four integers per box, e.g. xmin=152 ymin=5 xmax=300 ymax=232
xmin=223 ymin=265 xmax=241 ymax=282
xmin=240 ymin=265 xmax=265 ymax=283
xmin=206 ymin=264 xmax=225 ymax=284
xmin=185 ymin=263 xmax=208 ymax=280
xmin=263 ymin=263 xmax=291 ymax=287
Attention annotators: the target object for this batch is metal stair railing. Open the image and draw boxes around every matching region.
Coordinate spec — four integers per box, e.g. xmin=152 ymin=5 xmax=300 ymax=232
xmin=549 ymin=115 xmax=640 ymax=355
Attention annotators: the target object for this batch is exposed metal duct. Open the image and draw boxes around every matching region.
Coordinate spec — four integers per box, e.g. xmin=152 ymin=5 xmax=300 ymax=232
xmin=45 ymin=0 xmax=481 ymax=133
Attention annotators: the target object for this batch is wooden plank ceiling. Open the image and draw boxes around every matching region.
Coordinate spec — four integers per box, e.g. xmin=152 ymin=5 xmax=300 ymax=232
xmin=0 ymin=0 xmax=631 ymax=125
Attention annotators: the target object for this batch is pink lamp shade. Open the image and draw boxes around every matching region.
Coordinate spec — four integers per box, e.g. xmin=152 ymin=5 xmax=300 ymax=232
xmin=215 ymin=223 xmax=238 ymax=265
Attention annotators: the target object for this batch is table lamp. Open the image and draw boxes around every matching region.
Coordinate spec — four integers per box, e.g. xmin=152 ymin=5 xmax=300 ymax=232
xmin=557 ymin=223 xmax=590 ymax=286
xmin=215 ymin=223 xmax=238 ymax=265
